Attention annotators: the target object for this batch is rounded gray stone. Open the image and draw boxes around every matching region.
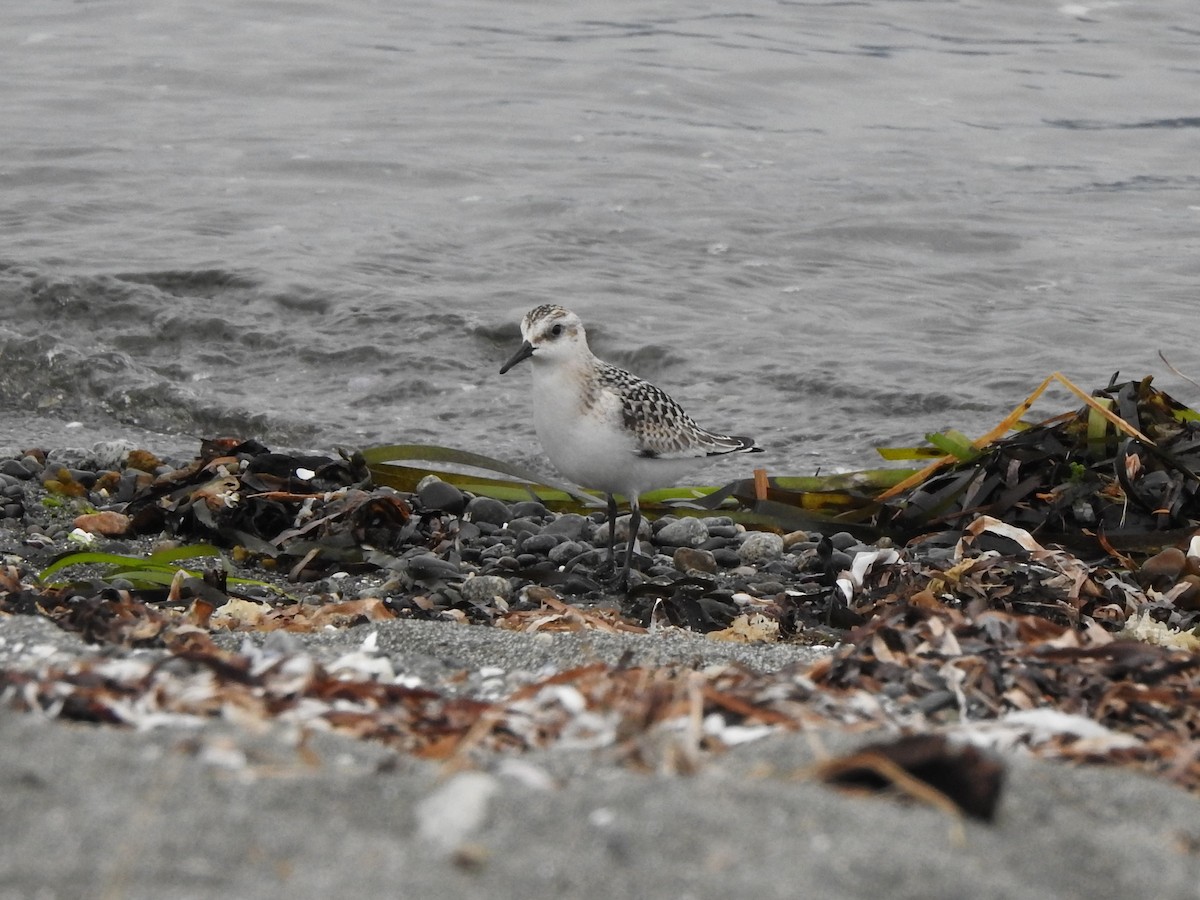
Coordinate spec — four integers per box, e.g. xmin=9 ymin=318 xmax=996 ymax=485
xmin=655 ymin=516 xmax=709 ymax=548
xmin=465 ymin=496 xmax=511 ymax=527
xmin=0 ymin=460 xmax=33 ymax=480
xmin=611 ymin=514 xmax=652 ymax=544
xmin=738 ymin=531 xmax=785 ymax=565
xmin=45 ymin=448 xmax=95 ymax=469
xmin=547 ymin=540 xmax=584 ymax=565
xmin=509 ymin=500 xmax=548 ymax=519
xmin=521 ymin=533 xmax=562 ymax=555
xmin=90 ymin=440 xmax=139 ymax=471
xmin=542 ymin=513 xmax=588 ymax=541
xmin=402 ymin=553 xmax=461 ymax=581
xmin=417 ymin=479 xmax=466 ymax=515
xmin=673 ymin=546 xmax=718 ymax=575
xmin=460 ymin=574 xmax=512 ymax=605
xmin=829 ymin=531 xmax=858 ymax=551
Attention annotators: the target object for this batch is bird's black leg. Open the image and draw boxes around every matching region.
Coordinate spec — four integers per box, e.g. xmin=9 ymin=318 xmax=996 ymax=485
xmin=619 ymin=497 xmax=641 ymax=589
xmin=607 ymin=494 xmax=619 ymax=562
xmin=595 ymin=494 xmax=620 ymax=581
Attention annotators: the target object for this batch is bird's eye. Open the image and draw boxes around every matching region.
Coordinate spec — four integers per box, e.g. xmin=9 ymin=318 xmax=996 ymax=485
xmin=550 ymin=324 xmax=564 ymax=337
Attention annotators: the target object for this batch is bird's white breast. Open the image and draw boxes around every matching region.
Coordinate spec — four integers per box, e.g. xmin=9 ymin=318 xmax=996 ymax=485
xmin=527 ymin=358 xmax=705 ymax=498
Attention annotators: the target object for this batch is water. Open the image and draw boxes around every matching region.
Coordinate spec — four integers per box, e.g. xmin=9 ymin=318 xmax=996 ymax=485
xmin=3 ymin=0 xmax=1199 ymax=481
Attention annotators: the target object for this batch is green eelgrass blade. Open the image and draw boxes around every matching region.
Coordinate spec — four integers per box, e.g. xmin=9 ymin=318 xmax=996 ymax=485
xmin=39 ymin=545 xmax=223 ymax=583
xmin=923 ymin=430 xmax=979 ymax=462
xmin=875 ymin=446 xmax=947 ymax=461
xmin=362 ymin=444 xmax=598 ymax=504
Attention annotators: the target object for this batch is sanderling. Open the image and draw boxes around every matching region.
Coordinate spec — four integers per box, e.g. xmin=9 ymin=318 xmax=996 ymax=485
xmin=499 ymin=304 xmax=762 ymax=587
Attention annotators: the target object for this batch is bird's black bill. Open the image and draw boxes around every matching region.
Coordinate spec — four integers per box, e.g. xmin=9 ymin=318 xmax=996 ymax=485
xmin=499 ymin=340 xmax=535 ymax=374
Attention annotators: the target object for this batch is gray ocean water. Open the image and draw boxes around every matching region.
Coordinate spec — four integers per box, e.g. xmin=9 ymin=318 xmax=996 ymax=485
xmin=2 ymin=1 xmax=1198 ymax=480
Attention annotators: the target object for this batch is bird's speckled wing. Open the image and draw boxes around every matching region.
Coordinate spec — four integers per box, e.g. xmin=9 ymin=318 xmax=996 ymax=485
xmin=595 ymin=362 xmax=754 ymax=459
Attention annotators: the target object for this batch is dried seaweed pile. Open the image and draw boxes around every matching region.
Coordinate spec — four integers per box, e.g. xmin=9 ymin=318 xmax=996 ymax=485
xmin=879 ymin=376 xmax=1200 ymax=552
xmin=116 ymin=438 xmax=431 ymax=576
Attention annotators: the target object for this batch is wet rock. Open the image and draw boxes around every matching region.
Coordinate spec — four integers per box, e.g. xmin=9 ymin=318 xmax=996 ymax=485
xmin=90 ymin=440 xmax=138 ymax=471
xmin=656 ymin=517 xmax=709 ymax=548
xmin=506 ymin=517 xmax=541 ymax=539
xmin=509 ymin=500 xmax=548 ymax=519
xmin=460 ymin=574 xmax=512 ymax=605
xmin=611 ymin=514 xmax=652 ymax=544
xmin=1175 ymin=574 xmax=1200 ymax=611
xmin=712 ymin=548 xmax=741 ymax=568
xmin=114 ymin=470 xmax=152 ymax=503
xmin=45 ymin=448 xmax=96 ymax=469
xmin=782 ymin=530 xmax=811 ymax=549
xmin=749 ymin=579 xmax=786 ymax=595
xmin=0 ymin=460 xmax=34 ymax=480
xmin=456 ymin=521 xmax=481 ymax=543
xmin=829 ymin=531 xmax=858 ymax=551
xmin=521 ymin=533 xmax=562 ymax=555
xmin=465 ymin=496 xmax=510 ymax=527
xmin=479 ymin=543 xmax=513 ymax=561
xmin=73 ymin=511 xmax=131 ymax=537
xmin=547 ymin=540 xmax=584 ymax=565
xmin=673 ymin=546 xmax=718 ymax=576
xmin=402 ymin=553 xmax=462 ymax=581
xmin=542 ymin=513 xmax=587 ymax=541
xmin=1139 ymin=547 xmax=1186 ymax=591
xmin=65 ymin=468 xmax=98 ymax=490
xmin=417 ymin=479 xmax=467 ymax=515
xmin=830 ymin=550 xmax=854 ymax=571
xmin=706 ymin=524 xmax=740 ymax=539
xmin=738 ymin=531 xmax=784 ymax=565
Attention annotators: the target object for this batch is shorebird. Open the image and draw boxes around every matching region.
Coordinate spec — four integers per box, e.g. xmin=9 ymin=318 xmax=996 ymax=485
xmin=499 ymin=304 xmax=762 ymax=587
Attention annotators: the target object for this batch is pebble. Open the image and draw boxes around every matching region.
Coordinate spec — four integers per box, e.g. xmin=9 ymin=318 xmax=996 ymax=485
xmin=66 ymin=468 xmax=98 ymax=489
xmin=610 ymin=514 xmax=652 ymax=544
xmin=706 ymin=525 xmax=739 ymax=539
xmin=782 ymin=530 xmax=811 ymax=549
xmin=655 ymin=516 xmax=709 ymax=548
xmin=829 ymin=550 xmax=854 ymax=571
xmin=738 ymin=531 xmax=785 ymax=565
xmin=402 ymin=553 xmax=462 ymax=581
xmin=711 ymin=548 xmax=741 ymax=569
xmin=0 ymin=459 xmax=34 ymax=480
xmin=673 ymin=546 xmax=718 ymax=575
xmin=1138 ymin=547 xmax=1186 ymax=591
xmin=478 ymin=544 xmax=511 ymax=562
xmin=521 ymin=533 xmax=562 ymax=555
xmin=45 ymin=448 xmax=96 ymax=469
xmin=829 ymin=531 xmax=859 ymax=551
xmin=509 ymin=500 xmax=548 ymax=519
xmin=465 ymin=496 xmax=511 ymax=527
xmin=90 ymin=440 xmax=138 ymax=471
xmin=506 ymin=517 xmax=542 ymax=539
xmin=73 ymin=511 xmax=132 ymax=537
xmin=417 ymin=479 xmax=467 ymax=515
xmin=749 ymin=579 xmax=786 ymax=595
xmin=547 ymin=540 xmax=584 ymax=565
xmin=542 ymin=513 xmax=588 ymax=541
xmin=460 ymin=575 xmax=512 ymax=605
